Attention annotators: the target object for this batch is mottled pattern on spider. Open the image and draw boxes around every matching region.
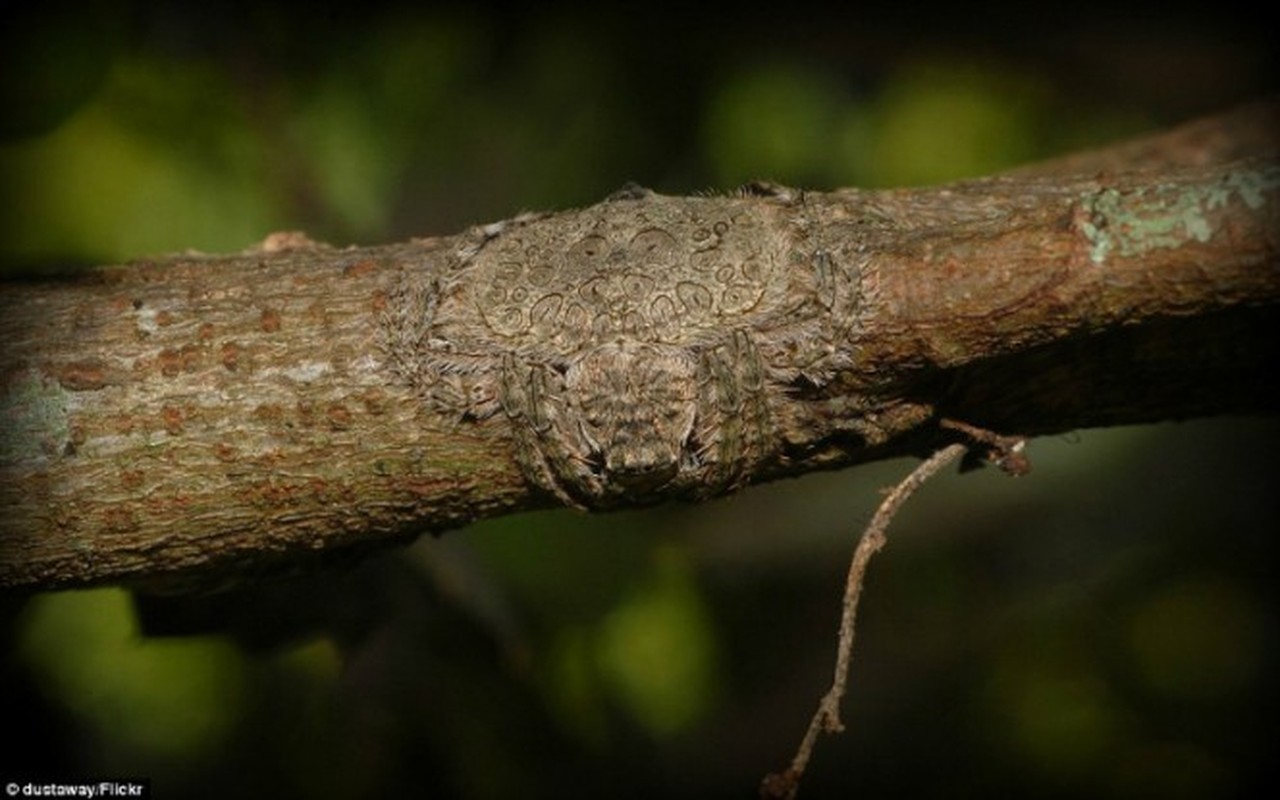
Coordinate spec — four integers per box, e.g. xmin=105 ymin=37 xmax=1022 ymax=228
xmin=401 ymin=189 xmax=823 ymax=509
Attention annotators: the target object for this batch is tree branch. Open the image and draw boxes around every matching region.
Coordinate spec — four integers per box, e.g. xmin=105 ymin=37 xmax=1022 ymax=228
xmin=2 ymin=99 xmax=1277 ymax=592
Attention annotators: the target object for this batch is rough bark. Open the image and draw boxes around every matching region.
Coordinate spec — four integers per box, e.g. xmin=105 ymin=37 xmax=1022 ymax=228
xmin=2 ymin=99 xmax=1277 ymax=592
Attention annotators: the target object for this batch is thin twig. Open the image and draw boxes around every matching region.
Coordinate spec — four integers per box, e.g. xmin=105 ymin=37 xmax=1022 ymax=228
xmin=939 ymin=418 xmax=1031 ymax=476
xmin=761 ymin=443 xmax=969 ymax=800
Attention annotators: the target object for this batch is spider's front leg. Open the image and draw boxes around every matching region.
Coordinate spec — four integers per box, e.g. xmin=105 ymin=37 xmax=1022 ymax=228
xmin=499 ymin=355 xmax=601 ymax=508
xmin=697 ymin=329 xmax=774 ymax=496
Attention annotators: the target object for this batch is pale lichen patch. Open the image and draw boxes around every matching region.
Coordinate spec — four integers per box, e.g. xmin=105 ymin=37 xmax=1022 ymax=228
xmin=281 ymin=361 xmax=333 ymax=384
xmin=133 ymin=305 xmax=161 ymax=336
xmin=1081 ymin=163 xmax=1280 ymax=265
xmin=1 ymin=369 xmax=71 ymax=466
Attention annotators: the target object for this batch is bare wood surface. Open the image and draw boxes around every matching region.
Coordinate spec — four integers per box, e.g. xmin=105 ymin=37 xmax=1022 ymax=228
xmin=2 ymin=99 xmax=1277 ymax=592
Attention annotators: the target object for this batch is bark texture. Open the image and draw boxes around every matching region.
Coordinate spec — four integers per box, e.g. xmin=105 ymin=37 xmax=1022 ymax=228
xmin=2 ymin=99 xmax=1278 ymax=592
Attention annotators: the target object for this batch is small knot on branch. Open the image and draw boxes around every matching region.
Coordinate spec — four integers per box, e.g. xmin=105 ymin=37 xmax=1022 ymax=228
xmin=939 ymin=418 xmax=1032 ymax=477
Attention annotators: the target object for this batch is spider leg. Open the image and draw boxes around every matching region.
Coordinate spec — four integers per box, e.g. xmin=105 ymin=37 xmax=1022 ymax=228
xmin=500 ymin=355 xmax=601 ymax=508
xmin=501 ymin=355 xmax=573 ymax=506
xmin=730 ymin=329 xmax=774 ymax=479
xmin=696 ymin=330 xmax=773 ymax=496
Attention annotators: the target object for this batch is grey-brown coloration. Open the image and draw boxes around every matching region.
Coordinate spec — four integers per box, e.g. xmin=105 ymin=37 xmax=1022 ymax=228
xmin=384 ymin=189 xmax=854 ymax=508
xmin=4 ymin=100 xmax=1277 ymax=591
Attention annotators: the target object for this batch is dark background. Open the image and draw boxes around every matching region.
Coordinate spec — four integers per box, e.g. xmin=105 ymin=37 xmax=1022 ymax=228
xmin=2 ymin=2 xmax=1278 ymax=797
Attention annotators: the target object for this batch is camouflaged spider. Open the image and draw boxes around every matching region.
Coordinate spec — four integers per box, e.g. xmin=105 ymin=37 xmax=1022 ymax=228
xmin=390 ymin=189 xmax=828 ymax=509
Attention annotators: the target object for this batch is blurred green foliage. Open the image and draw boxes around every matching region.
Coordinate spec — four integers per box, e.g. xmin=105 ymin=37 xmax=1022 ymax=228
xmin=2 ymin=4 xmax=1276 ymax=798
xmin=18 ymin=589 xmax=246 ymax=765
